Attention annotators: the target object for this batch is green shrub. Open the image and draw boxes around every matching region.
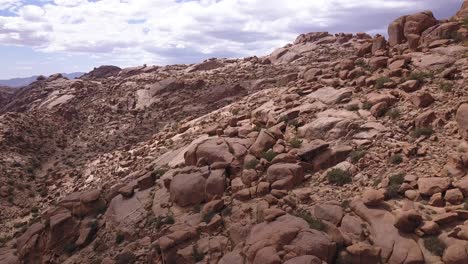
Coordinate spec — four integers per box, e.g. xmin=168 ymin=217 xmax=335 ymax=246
xmin=13 ymin=222 xmax=27 ymax=229
xmin=327 ymin=168 xmax=352 ymax=186
xmin=362 ymin=101 xmax=372 ymax=110
xmin=31 ymin=207 xmax=39 ymax=214
xmin=375 ymin=76 xmax=392 ymax=89
xmin=413 ymin=127 xmax=434 ymax=138
xmin=346 ymin=104 xmax=359 ymax=111
xmin=386 ymin=108 xmax=401 ymax=119
xmin=407 ymin=71 xmax=433 ymax=82
xmin=151 ymin=168 xmax=167 ymax=178
xmin=192 ymin=247 xmax=205 ymax=262
xmin=193 ymin=204 xmax=201 ymax=213
xmin=389 ymin=173 xmax=405 ymax=186
xmin=202 ymin=211 xmax=217 ymax=223
xmin=261 ymin=150 xmax=277 ymax=162
xmin=244 ymin=159 xmax=259 ymax=169
xmin=289 ymin=138 xmax=303 ymax=148
xmin=439 ymin=82 xmax=453 ymax=93
xmin=386 ymin=173 xmax=405 ymax=198
xmin=64 ymin=242 xmax=76 ymax=255
xmin=115 ymin=232 xmax=125 ymax=244
xmin=295 ymin=209 xmax=325 ymax=231
xmin=350 ymin=150 xmax=366 ymax=164
xmin=424 ymin=236 xmax=446 ymax=256
xmin=389 ymin=154 xmax=403 ymax=165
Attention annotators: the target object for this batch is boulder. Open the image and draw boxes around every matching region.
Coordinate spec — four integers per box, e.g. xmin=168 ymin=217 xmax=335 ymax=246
xmin=250 ymin=129 xmax=277 ymax=157
xmin=394 ymin=210 xmax=423 ymax=233
xmin=417 ymin=177 xmax=450 ymax=196
xmin=170 ymin=172 xmax=206 ymax=206
xmin=244 ymin=214 xmax=336 ymax=263
xmin=350 ymin=199 xmax=424 ymax=263
xmin=266 ymin=163 xmax=305 ymax=190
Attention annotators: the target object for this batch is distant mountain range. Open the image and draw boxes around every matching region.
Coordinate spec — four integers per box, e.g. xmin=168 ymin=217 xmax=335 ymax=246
xmin=0 ymin=72 xmax=85 ymax=88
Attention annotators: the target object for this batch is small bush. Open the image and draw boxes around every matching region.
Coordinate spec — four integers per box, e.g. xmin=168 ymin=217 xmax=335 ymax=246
xmin=463 ymin=16 xmax=468 ymax=28
xmin=115 ymin=232 xmax=125 ymax=244
xmin=192 ymin=247 xmax=205 ymax=262
xmin=327 ymin=168 xmax=352 ymax=186
xmin=261 ymin=150 xmax=277 ymax=162
xmin=30 ymin=207 xmax=39 ymax=214
xmin=439 ymin=82 xmax=453 ymax=93
xmin=346 ymin=104 xmax=359 ymax=111
xmin=244 ymin=159 xmax=259 ymax=169
xmin=389 ymin=154 xmax=403 ymax=165
xmin=289 ymin=138 xmax=303 ymax=148
xmin=295 ymin=209 xmax=325 ymax=231
xmin=350 ymin=150 xmax=366 ymax=164
xmin=165 ymin=215 xmax=175 ymax=225
xmin=193 ymin=204 xmax=201 ymax=213
xmin=389 ymin=173 xmax=405 ymax=186
xmin=464 ymin=199 xmax=468 ymax=210
xmin=13 ymin=222 xmax=27 ymax=229
xmin=375 ymin=76 xmax=392 ymax=89
xmin=202 ymin=211 xmax=217 ymax=223
xmin=424 ymin=236 xmax=446 ymax=256
xmin=151 ymin=168 xmax=167 ymax=179
xmin=407 ymin=71 xmax=433 ymax=82
xmin=362 ymin=101 xmax=372 ymax=110
xmin=288 ymin=119 xmax=300 ymax=128
xmin=386 ymin=108 xmax=401 ymax=119
xmin=413 ymin=127 xmax=434 ymax=138
xmin=278 ymin=115 xmax=289 ymax=123
xmin=64 ymin=242 xmax=76 ymax=255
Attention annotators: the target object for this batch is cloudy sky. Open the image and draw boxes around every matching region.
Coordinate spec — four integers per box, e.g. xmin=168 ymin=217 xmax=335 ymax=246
xmin=0 ymin=0 xmax=463 ymax=78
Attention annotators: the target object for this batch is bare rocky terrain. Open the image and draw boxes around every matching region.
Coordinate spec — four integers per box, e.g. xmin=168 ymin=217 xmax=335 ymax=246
xmin=1 ymin=2 xmax=468 ymax=264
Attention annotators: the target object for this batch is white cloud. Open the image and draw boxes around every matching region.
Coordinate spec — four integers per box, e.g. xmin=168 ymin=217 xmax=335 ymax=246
xmin=0 ymin=0 xmax=463 ymax=66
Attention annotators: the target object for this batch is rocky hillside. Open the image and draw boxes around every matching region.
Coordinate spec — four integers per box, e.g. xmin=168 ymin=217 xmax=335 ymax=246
xmin=0 ymin=2 xmax=468 ymax=264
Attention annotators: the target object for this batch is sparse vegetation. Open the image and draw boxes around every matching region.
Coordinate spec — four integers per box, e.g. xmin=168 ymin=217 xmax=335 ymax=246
xmin=64 ymin=242 xmax=77 ymax=255
xmin=346 ymin=104 xmax=359 ymax=111
xmin=244 ymin=159 xmax=259 ymax=169
xmin=192 ymin=247 xmax=205 ymax=262
xmin=362 ymin=101 xmax=372 ymax=110
xmin=152 ymin=214 xmax=175 ymax=229
xmin=327 ymin=168 xmax=352 ymax=186
xmin=202 ymin=211 xmax=217 ymax=223
xmin=424 ymin=236 xmax=446 ymax=256
xmin=439 ymin=81 xmax=453 ymax=92
xmin=413 ymin=127 xmax=434 ymax=138
xmin=386 ymin=173 xmax=405 ymax=198
xmin=295 ymin=209 xmax=325 ymax=231
xmin=406 ymin=71 xmax=433 ymax=82
xmin=386 ymin=108 xmax=401 ymax=119
xmin=389 ymin=154 xmax=403 ymax=165
xmin=151 ymin=167 xmax=167 ymax=179
xmin=115 ymin=232 xmax=125 ymax=244
xmin=289 ymin=137 xmax=303 ymax=148
xmin=261 ymin=150 xmax=277 ymax=162
xmin=350 ymin=149 xmax=366 ymax=164
xmin=375 ymin=76 xmax=392 ymax=89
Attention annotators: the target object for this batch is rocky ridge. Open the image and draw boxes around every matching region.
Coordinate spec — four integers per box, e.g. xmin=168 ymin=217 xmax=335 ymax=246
xmin=0 ymin=2 xmax=468 ymax=264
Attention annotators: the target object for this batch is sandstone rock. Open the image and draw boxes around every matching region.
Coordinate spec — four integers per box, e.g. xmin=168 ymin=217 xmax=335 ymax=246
xmin=170 ymin=172 xmax=206 ymax=206
xmin=250 ymin=129 xmax=277 ymax=157
xmin=410 ymin=92 xmax=434 ymax=108
xmin=351 ymin=199 xmax=424 ymax=263
xmin=394 ymin=210 xmax=422 ymax=233
xmin=266 ymin=163 xmax=304 ymax=190
xmin=284 ymin=255 xmax=322 ymax=264
xmin=445 ymin=188 xmax=464 ymax=205
xmin=314 ymin=204 xmax=343 ymax=225
xmin=362 ymin=189 xmax=385 ymax=206
xmin=417 ymin=177 xmax=450 ymax=196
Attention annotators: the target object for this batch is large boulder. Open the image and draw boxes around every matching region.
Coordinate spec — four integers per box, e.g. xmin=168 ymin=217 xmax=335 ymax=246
xmin=266 ymin=163 xmax=305 ymax=190
xmin=185 ymin=138 xmax=234 ymax=166
xmin=351 ymin=199 xmax=424 ymax=263
xmin=388 ymin=11 xmax=437 ymax=47
xmin=170 ymin=172 xmax=207 ymax=206
xmin=244 ymin=214 xmax=336 ymax=263
xmin=456 ymin=0 xmax=468 ymax=19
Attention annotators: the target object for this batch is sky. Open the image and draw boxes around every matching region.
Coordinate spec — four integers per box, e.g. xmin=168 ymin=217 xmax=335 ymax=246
xmin=0 ymin=0 xmax=464 ymax=79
